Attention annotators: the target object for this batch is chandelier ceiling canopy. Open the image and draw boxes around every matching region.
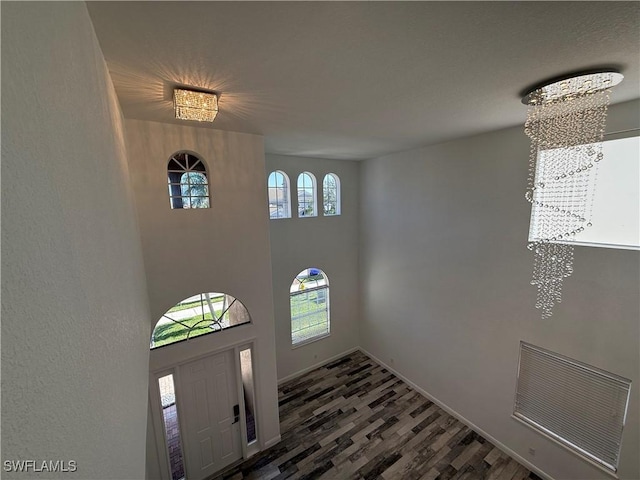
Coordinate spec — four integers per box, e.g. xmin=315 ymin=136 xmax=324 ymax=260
xmin=521 ymin=69 xmax=624 ymax=106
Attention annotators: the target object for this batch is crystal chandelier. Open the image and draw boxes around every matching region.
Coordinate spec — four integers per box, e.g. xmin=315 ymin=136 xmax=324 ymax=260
xmin=174 ymin=88 xmax=219 ymax=122
xmin=522 ymin=70 xmax=624 ymax=319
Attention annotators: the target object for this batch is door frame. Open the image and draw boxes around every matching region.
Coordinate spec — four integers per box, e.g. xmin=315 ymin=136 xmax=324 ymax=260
xmin=149 ymin=337 xmax=259 ymax=480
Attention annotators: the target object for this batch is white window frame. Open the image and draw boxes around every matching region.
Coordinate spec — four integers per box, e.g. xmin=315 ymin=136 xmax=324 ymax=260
xmin=513 ymin=342 xmax=632 ymax=475
xmin=297 ymin=172 xmax=317 ymax=218
xmin=322 ymin=173 xmax=341 ymax=216
xmin=267 ymin=170 xmax=291 ymax=219
xmin=528 ymin=131 xmax=639 ymax=251
xmin=289 ymin=268 xmax=330 ymax=347
xmin=167 ymin=152 xmax=210 ymax=209
xmin=151 ymin=292 xmax=251 ymax=349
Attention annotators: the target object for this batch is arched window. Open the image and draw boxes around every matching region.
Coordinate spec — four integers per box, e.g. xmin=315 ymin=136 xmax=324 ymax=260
xmin=323 ymin=173 xmax=341 ymax=216
xmin=290 ymin=268 xmax=329 ymax=346
xmin=297 ymin=172 xmax=317 ymax=217
xmin=167 ymin=152 xmax=210 ymax=209
xmin=267 ymin=170 xmax=291 ymax=219
xmin=150 ymin=292 xmax=251 ymax=349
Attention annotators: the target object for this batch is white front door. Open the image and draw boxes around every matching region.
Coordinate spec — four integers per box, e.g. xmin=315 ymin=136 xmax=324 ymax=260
xmin=179 ymin=350 xmax=242 ymax=480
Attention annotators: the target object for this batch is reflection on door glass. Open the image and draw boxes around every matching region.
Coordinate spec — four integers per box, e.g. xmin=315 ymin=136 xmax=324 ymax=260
xmin=158 ymin=374 xmax=185 ymax=480
xmin=240 ymin=348 xmax=257 ymax=444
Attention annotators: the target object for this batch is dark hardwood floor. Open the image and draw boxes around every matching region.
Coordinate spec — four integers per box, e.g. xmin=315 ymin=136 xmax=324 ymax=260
xmin=214 ymin=350 xmax=538 ymax=480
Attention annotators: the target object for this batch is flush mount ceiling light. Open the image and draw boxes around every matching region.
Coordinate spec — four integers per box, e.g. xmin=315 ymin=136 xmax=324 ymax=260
xmin=174 ymin=88 xmax=218 ymax=122
xmin=522 ymin=69 xmax=623 ymax=319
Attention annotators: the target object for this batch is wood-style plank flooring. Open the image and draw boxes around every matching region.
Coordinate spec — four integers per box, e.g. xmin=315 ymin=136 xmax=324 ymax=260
xmin=214 ymin=350 xmax=538 ymax=480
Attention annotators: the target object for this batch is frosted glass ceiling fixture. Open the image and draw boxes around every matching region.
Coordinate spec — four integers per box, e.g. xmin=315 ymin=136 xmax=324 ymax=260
xmin=174 ymin=87 xmax=218 ymax=122
xmin=522 ymin=69 xmax=623 ymax=319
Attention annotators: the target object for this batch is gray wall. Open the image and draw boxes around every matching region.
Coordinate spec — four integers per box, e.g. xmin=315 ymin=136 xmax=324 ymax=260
xmin=359 ymin=100 xmax=639 ymax=480
xmin=124 ymin=120 xmax=281 ymax=474
xmin=266 ymin=155 xmax=360 ymax=381
xmin=1 ymin=3 xmax=151 ymax=478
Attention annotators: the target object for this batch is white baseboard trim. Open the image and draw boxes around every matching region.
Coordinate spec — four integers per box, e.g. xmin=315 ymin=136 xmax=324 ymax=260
xmin=277 ymin=346 xmax=360 ymax=384
xmin=263 ymin=434 xmax=281 ymax=449
xmin=359 ymin=347 xmax=554 ymax=480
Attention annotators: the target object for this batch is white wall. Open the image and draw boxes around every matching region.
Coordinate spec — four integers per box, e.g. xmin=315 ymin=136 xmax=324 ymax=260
xmin=359 ymin=100 xmax=639 ymax=480
xmin=124 ymin=120 xmax=281 ymax=474
xmin=1 ymin=3 xmax=151 ymax=478
xmin=266 ymin=155 xmax=360 ymax=381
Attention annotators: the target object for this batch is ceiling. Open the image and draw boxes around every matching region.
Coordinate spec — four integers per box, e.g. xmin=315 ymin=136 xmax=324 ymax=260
xmin=87 ymin=2 xmax=640 ymax=160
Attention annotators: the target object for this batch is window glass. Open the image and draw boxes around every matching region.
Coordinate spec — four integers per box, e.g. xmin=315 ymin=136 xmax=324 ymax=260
xmin=323 ymin=173 xmax=341 ymax=216
xmin=529 ymin=135 xmax=639 ymax=249
xmin=514 ymin=342 xmax=631 ymax=473
xmin=168 ymin=153 xmax=210 ymax=209
xmin=267 ymin=170 xmax=291 ymax=219
xmin=157 ymin=374 xmax=185 ymax=480
xmin=151 ymin=293 xmax=250 ymax=349
xmin=297 ymin=172 xmax=316 ymax=217
xmin=290 ymin=268 xmax=329 ymax=346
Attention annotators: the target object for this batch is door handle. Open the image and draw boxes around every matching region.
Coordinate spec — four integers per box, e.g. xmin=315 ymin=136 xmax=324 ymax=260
xmin=232 ymin=404 xmax=240 ymax=424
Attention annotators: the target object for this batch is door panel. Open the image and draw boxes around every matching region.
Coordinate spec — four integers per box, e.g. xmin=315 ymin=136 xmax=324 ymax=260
xmin=179 ymin=350 xmax=241 ymax=480
xmin=192 ymin=379 xmax=210 ymax=429
xmin=199 ymin=438 xmax=213 ymax=468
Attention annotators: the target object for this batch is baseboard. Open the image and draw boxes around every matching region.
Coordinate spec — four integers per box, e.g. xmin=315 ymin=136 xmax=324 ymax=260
xmin=263 ymin=434 xmax=281 ymax=449
xmin=277 ymin=346 xmax=360 ymax=384
xmin=359 ymin=347 xmax=554 ymax=480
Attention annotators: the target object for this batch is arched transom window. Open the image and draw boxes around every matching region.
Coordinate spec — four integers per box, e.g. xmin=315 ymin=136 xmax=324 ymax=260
xmin=151 ymin=292 xmax=251 ymax=349
xmin=297 ymin=172 xmax=317 ymax=217
xmin=167 ymin=152 xmax=210 ymax=209
xmin=290 ymin=268 xmax=330 ymax=346
xmin=267 ymin=170 xmax=291 ymax=219
xmin=323 ymin=173 xmax=341 ymax=216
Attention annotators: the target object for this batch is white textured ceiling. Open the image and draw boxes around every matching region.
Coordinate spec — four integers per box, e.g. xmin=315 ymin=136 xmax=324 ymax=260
xmin=87 ymin=2 xmax=640 ymax=160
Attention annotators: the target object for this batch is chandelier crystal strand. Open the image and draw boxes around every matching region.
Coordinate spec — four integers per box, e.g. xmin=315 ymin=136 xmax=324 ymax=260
xmin=524 ymin=73 xmax=616 ymax=319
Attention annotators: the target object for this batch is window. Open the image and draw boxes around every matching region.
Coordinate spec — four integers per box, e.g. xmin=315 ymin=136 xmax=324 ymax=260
xmin=239 ymin=346 xmax=258 ymax=445
xmin=150 ymin=292 xmax=251 ymax=349
xmin=529 ymin=134 xmax=639 ymax=249
xmin=167 ymin=152 xmax=210 ymax=209
xmin=297 ymin=172 xmax=317 ymax=217
xmin=267 ymin=170 xmax=291 ymax=219
xmin=290 ymin=268 xmax=329 ymax=346
xmin=514 ymin=342 xmax=631 ymax=473
xmin=157 ymin=373 xmax=185 ymax=480
xmin=323 ymin=173 xmax=341 ymax=216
